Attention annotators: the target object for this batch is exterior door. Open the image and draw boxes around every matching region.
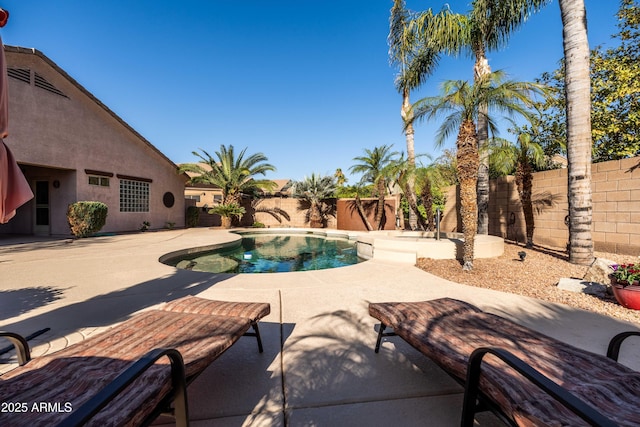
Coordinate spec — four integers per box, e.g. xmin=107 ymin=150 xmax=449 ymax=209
xmin=34 ymin=180 xmax=50 ymax=236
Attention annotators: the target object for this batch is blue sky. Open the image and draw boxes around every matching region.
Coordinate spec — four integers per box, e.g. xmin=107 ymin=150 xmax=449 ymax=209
xmin=1 ymin=1 xmax=622 ymax=183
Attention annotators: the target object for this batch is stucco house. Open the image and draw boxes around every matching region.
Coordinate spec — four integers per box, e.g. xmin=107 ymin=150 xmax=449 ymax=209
xmin=0 ymin=45 xmax=187 ymax=236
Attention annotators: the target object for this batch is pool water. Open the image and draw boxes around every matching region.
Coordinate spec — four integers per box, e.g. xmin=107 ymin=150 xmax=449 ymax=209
xmin=170 ymin=233 xmax=362 ymax=273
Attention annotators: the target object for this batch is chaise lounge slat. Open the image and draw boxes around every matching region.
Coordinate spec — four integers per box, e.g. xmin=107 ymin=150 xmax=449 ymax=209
xmin=0 ymin=296 xmax=270 ymax=426
xmin=161 ymin=296 xmax=271 ymax=353
xmin=369 ymin=298 xmax=640 ymax=426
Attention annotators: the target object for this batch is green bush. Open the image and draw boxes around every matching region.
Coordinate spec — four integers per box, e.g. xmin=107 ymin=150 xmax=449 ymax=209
xmin=252 ymin=221 xmax=266 ymax=228
xmin=208 ymin=203 xmax=245 ymax=218
xmin=67 ymin=201 xmax=108 ymax=237
xmin=186 ymin=206 xmax=200 ymax=228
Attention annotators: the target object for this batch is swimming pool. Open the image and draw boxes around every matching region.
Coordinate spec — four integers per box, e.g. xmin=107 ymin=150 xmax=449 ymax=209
xmin=165 ymin=232 xmax=363 ymax=273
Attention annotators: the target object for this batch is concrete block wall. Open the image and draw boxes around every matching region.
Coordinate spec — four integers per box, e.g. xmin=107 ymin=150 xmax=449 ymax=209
xmin=251 ymin=198 xmax=338 ymax=228
xmin=439 ymin=157 xmax=640 ymax=256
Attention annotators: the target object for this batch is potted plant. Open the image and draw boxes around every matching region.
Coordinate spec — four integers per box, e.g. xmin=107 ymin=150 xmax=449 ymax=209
xmin=610 ymin=264 xmax=640 ymax=310
xmin=209 ymin=203 xmax=245 ymax=229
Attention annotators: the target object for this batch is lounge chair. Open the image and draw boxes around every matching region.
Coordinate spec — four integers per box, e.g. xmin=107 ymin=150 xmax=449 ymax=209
xmin=0 ymin=296 xmax=270 ymax=426
xmin=369 ymin=298 xmax=640 ymax=426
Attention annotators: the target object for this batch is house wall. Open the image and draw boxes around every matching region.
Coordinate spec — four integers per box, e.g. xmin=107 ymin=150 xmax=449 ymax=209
xmin=1 ymin=47 xmax=186 ymax=235
xmin=439 ymin=157 xmax=640 ymax=255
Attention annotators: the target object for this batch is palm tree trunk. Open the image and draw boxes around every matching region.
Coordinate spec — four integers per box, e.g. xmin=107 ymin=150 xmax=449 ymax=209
xmin=474 ymin=53 xmax=491 ymax=235
xmin=355 ymin=194 xmax=374 ymax=231
xmin=400 ymin=176 xmax=428 ymax=231
xmin=516 ymin=161 xmax=535 ymax=247
xmin=559 ymin=0 xmax=594 ymax=265
xmin=310 ymin=201 xmax=323 ymax=228
xmin=421 ymin=175 xmax=434 ymax=231
xmin=374 ymin=179 xmax=386 ymax=230
xmin=402 ymin=88 xmax=419 ymax=230
xmin=457 ymin=120 xmax=480 ymax=271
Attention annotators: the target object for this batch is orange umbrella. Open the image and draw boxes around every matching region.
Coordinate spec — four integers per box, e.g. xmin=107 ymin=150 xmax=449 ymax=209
xmin=0 ymin=8 xmax=34 ymax=224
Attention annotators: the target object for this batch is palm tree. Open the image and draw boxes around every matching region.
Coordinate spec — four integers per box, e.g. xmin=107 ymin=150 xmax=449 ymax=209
xmin=415 ymin=161 xmax=450 ymax=231
xmin=559 ymin=0 xmax=594 ymax=265
xmin=180 ymin=145 xmax=277 ymax=205
xmin=350 ymin=145 xmax=399 ymax=230
xmin=491 ymin=132 xmax=546 ymax=247
xmin=413 ymin=71 xmax=544 ymax=270
xmin=389 ymin=1 xmax=465 ymax=230
xmin=414 ymin=0 xmax=551 ymax=235
xmin=351 ymin=183 xmax=375 ymax=232
xmin=386 ymin=153 xmax=430 ymax=231
xmin=292 ymin=174 xmax=337 ymax=228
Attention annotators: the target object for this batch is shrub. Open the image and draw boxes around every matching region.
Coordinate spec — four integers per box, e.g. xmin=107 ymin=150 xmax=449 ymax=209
xmin=252 ymin=221 xmax=266 ymax=228
xmin=186 ymin=206 xmax=200 ymax=228
xmin=208 ymin=203 xmax=245 ymax=218
xmin=67 ymin=201 xmax=108 ymax=237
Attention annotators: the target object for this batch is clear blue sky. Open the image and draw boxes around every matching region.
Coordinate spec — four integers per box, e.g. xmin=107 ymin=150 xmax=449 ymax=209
xmin=1 ymin=1 xmax=621 ymax=183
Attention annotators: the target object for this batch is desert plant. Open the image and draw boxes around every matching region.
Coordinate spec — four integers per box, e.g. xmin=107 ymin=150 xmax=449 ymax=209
xmin=67 ymin=201 xmax=108 ymax=238
xmin=292 ymin=174 xmax=336 ymax=228
xmin=209 ymin=203 xmax=245 ymax=228
xmin=180 ymin=145 xmax=277 ymax=204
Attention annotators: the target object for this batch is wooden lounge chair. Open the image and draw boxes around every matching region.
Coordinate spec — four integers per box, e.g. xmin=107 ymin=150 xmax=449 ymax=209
xmin=369 ymin=298 xmax=640 ymax=426
xmin=0 ymin=296 xmax=270 ymax=426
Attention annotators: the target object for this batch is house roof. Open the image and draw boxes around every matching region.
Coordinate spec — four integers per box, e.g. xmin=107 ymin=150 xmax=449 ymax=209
xmin=4 ymin=45 xmax=187 ymax=181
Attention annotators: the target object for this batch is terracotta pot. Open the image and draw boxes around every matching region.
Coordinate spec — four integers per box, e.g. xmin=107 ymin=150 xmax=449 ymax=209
xmin=610 ymin=277 xmax=640 ymax=310
xmin=220 ymin=216 xmax=232 ymax=229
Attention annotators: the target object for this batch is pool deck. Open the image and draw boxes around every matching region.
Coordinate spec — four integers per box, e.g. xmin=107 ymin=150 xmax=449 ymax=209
xmin=1 ymin=228 xmax=639 ymax=426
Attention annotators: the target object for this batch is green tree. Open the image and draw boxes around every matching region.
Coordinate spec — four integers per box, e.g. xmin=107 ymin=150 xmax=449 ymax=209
xmin=334 ymin=168 xmax=348 ymax=187
xmin=292 ymin=174 xmax=337 ymax=228
xmin=350 ymin=145 xmax=399 ymax=230
xmin=180 ymin=145 xmax=277 ymax=205
xmin=531 ymin=0 xmax=640 ymax=161
xmin=559 ymin=0 xmax=594 ymax=265
xmin=413 ymin=71 xmax=544 ymax=270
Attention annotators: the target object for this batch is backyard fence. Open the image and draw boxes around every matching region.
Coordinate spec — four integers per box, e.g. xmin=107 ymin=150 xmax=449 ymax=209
xmin=440 ymin=157 xmax=640 ymax=256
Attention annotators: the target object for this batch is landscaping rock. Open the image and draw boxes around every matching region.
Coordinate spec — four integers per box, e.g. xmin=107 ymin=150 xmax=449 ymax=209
xmin=557 ymin=278 xmax=608 ymax=298
xmin=583 ymin=258 xmax=616 ymax=285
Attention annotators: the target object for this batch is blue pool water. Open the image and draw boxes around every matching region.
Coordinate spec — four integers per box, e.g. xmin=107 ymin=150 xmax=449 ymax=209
xmin=169 ymin=233 xmax=362 ymax=273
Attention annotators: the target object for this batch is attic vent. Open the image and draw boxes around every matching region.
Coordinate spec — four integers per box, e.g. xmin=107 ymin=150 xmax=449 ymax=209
xmin=7 ymin=68 xmax=31 ymax=84
xmin=34 ymin=72 xmax=68 ymax=98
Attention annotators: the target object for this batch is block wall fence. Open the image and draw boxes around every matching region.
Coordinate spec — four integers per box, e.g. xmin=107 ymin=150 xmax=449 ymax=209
xmin=191 ymin=197 xmax=396 ymax=231
xmin=439 ymin=157 xmax=640 ymax=256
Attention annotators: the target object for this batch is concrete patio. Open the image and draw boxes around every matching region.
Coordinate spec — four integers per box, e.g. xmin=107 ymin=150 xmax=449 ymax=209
xmin=1 ymin=228 xmax=639 ymax=426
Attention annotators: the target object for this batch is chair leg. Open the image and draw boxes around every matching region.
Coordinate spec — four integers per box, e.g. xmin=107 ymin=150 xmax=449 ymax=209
xmin=375 ymin=323 xmax=386 ymax=353
xmin=244 ymin=322 xmax=264 ymax=353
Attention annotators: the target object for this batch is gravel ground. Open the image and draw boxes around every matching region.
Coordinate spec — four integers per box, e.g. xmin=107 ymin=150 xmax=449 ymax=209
xmin=417 ymin=241 xmax=640 ymax=325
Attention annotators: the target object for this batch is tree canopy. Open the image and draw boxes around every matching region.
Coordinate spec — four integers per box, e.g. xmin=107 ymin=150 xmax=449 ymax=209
xmin=529 ymin=0 xmax=640 ymax=161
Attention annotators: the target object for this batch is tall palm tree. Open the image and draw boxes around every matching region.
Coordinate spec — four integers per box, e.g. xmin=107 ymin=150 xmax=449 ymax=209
xmin=415 ymin=0 xmax=551 ymax=235
xmin=350 ymin=145 xmax=399 ymax=230
xmin=389 ymin=1 xmax=465 ymax=229
xmin=292 ymin=174 xmax=337 ymax=228
xmin=413 ymin=71 xmax=544 ymax=270
xmin=472 ymin=0 xmax=552 ymax=235
xmin=491 ymin=132 xmax=546 ymax=247
xmin=180 ymin=145 xmax=277 ymax=205
xmin=559 ymin=0 xmax=594 ymax=265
